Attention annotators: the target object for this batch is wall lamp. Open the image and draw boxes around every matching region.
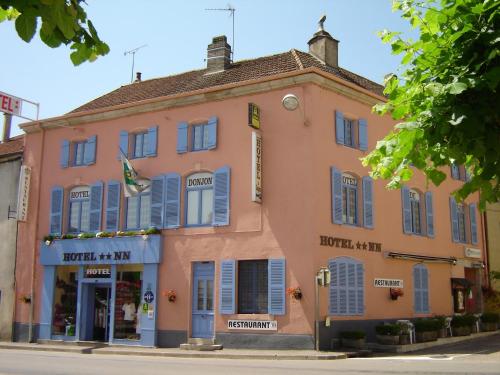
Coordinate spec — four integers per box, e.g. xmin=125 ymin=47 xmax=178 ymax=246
xmin=281 ymin=94 xmax=309 ymax=126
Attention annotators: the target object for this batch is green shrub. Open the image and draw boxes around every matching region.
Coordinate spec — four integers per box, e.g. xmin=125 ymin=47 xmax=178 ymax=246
xmin=481 ymin=312 xmax=499 ymax=324
xmin=434 ymin=315 xmax=447 ymax=329
xmin=43 ymin=235 xmax=55 ymax=242
xmin=375 ymin=324 xmax=401 ymax=336
xmin=145 ymin=227 xmax=161 ymax=235
xmin=61 ymin=234 xmax=77 ymax=239
xmin=78 ymin=232 xmax=95 ymax=239
xmin=340 ymin=331 xmax=366 ymax=340
xmin=413 ymin=318 xmax=441 ymax=332
xmin=451 ymin=314 xmax=477 ymax=328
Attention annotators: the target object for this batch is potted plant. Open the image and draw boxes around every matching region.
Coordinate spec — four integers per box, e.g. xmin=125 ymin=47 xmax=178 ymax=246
xmin=480 ymin=312 xmax=499 ymax=332
xmin=163 ymin=289 xmax=176 ymax=302
xmin=375 ymin=323 xmax=401 ymax=345
xmin=19 ymin=294 xmax=31 ymax=304
xmin=389 ymin=288 xmax=404 ymax=300
xmin=286 ymin=287 xmax=302 ymax=300
xmin=340 ymin=331 xmax=366 ymax=349
xmin=434 ymin=315 xmax=448 ymax=338
xmin=451 ymin=314 xmax=475 ymax=336
xmin=414 ymin=318 xmax=440 ymax=342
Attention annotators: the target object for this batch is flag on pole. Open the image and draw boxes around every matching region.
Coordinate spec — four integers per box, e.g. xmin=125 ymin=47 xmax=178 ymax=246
xmin=121 ymin=152 xmax=151 ymax=197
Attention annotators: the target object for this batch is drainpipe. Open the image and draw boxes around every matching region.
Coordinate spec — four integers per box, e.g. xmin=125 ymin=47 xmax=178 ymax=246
xmin=28 ymin=124 xmax=46 ymax=343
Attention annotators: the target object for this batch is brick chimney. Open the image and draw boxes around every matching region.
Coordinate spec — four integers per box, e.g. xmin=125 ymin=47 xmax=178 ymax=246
xmin=308 ymin=18 xmax=339 ymax=68
xmin=206 ymin=35 xmax=231 ymax=73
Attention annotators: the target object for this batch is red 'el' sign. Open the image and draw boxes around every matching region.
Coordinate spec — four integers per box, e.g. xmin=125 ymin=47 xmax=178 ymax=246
xmin=0 ymin=91 xmax=22 ymax=116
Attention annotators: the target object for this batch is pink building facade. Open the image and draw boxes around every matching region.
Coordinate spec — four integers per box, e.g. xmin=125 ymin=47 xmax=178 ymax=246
xmin=14 ymin=29 xmax=486 ymax=349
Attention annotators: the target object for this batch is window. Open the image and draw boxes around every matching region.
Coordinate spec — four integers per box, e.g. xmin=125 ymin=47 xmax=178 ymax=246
xmin=457 ymin=203 xmax=467 ymax=243
xmin=450 ymin=198 xmax=477 ymax=244
xmin=238 ymin=260 xmax=268 ymax=314
xmin=329 ymin=257 xmax=364 ymax=316
xmin=335 ymin=111 xmax=367 ymax=151
xmin=176 ymin=117 xmax=218 ymax=154
xmin=219 ymin=258 xmax=285 ymax=315
xmin=52 ymin=266 xmax=78 ymax=336
xmin=126 ymin=190 xmax=151 ymax=230
xmin=60 ymin=136 xmax=97 ymax=168
xmin=186 ymin=172 xmax=214 ymax=226
xmin=402 ymin=187 xmax=434 ymax=237
xmin=451 ymin=163 xmax=470 ymax=181
xmin=331 ymin=167 xmax=373 ymax=228
xmin=114 ymin=264 xmax=142 ymax=341
xmin=413 ymin=264 xmax=429 ymax=314
xmin=132 ymin=132 xmax=149 ymax=159
xmin=119 ymin=127 xmax=158 ymax=159
xmin=68 ymin=186 xmax=91 ymax=233
xmin=342 ymin=173 xmax=358 ymax=225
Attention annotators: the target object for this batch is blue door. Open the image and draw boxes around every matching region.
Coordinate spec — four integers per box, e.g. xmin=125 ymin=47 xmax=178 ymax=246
xmin=192 ymin=262 xmax=215 ymax=338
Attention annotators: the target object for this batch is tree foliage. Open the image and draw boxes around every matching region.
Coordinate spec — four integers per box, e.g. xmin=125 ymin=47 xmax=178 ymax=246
xmin=0 ymin=0 xmax=109 ymax=65
xmin=362 ymin=0 xmax=500 ymax=208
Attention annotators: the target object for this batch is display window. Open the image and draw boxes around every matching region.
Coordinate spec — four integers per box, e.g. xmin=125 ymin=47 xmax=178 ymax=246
xmin=114 ymin=264 xmax=143 ymax=340
xmin=52 ymin=266 xmax=79 ymax=336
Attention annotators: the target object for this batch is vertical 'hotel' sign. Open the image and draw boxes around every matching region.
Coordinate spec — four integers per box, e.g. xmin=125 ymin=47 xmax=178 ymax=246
xmin=17 ymin=165 xmax=31 ymax=221
xmin=252 ymin=131 xmax=262 ymax=203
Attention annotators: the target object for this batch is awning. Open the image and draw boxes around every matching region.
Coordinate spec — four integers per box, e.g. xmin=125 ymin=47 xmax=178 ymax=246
xmin=451 ymin=278 xmax=473 ymax=289
xmin=385 ymin=251 xmax=457 ymax=264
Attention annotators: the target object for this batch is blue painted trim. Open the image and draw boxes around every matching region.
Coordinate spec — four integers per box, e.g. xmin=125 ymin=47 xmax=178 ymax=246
xmin=39 ymin=266 xmax=56 ymax=340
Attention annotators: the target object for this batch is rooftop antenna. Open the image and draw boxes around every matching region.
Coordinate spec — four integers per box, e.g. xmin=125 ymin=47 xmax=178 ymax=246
xmin=205 ymin=4 xmax=236 ymax=61
xmin=124 ymin=44 xmax=148 ymax=83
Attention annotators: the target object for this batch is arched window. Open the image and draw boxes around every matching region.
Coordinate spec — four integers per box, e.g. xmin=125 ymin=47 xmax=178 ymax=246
xmin=68 ymin=186 xmax=91 ymax=233
xmin=409 ymin=189 xmax=422 ymax=234
xmin=186 ymin=172 xmax=214 ymax=226
xmin=342 ymin=173 xmax=358 ymax=225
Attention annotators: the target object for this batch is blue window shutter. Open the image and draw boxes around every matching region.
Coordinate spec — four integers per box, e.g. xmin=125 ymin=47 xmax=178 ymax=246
xmin=176 ymin=122 xmax=188 ymax=153
xmin=356 ymin=262 xmax=364 ymax=315
xmin=347 ymin=262 xmax=356 ymax=314
xmin=150 ymin=175 xmax=165 ymax=229
xmin=164 ymin=173 xmax=181 ymax=228
xmin=425 ymin=191 xmax=435 ymax=238
xmin=469 ymin=203 xmax=478 ymax=245
xmin=49 ymin=186 xmax=64 ymax=235
xmin=119 ymin=131 xmax=129 ymax=158
xmin=362 ymin=176 xmax=373 ymax=228
xmin=146 ymin=126 xmax=158 ymax=157
xmin=450 ymin=197 xmax=459 ymax=242
xmin=451 ymin=164 xmax=460 ymax=180
xmin=335 ymin=111 xmax=345 ymax=145
xmin=329 ymin=259 xmax=338 ymax=315
xmin=401 ymin=186 xmax=412 ymax=234
xmin=268 ymin=258 xmax=285 ymax=315
xmin=84 ymin=135 xmax=97 ymax=165
xmin=331 ymin=167 xmax=343 ymax=224
xmin=89 ymin=181 xmax=103 ymax=232
xmin=206 ymin=116 xmax=218 ymax=150
xmin=219 ymin=260 xmax=235 ymax=314
xmin=421 ymin=266 xmax=429 ymax=313
xmin=105 ymin=181 xmax=121 ymax=231
xmin=60 ymin=140 xmax=70 ymax=168
xmin=413 ymin=266 xmax=422 ymax=313
xmin=358 ymin=118 xmax=368 ymax=151
xmin=338 ymin=262 xmax=347 ymax=314
xmin=213 ymin=166 xmax=230 ymax=226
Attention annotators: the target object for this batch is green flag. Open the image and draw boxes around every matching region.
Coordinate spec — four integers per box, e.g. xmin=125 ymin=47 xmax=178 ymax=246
xmin=121 ymin=152 xmax=151 ymax=197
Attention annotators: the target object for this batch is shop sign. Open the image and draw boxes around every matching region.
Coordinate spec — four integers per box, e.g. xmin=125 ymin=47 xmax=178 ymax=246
xmin=16 ymin=165 xmax=31 ymax=222
xmin=228 ymin=320 xmax=277 ymax=331
xmin=252 ymin=131 xmax=262 ymax=203
xmin=319 ymin=235 xmax=382 ymax=253
xmin=464 ymin=247 xmax=481 ymax=259
xmin=143 ymin=290 xmax=154 ymax=303
xmin=186 ymin=173 xmax=213 ymax=188
xmin=248 ymin=103 xmax=260 ymax=129
xmin=62 ymin=250 xmax=131 ymax=262
xmin=373 ymin=278 xmax=403 ymax=288
xmin=85 ymin=266 xmax=111 ymax=278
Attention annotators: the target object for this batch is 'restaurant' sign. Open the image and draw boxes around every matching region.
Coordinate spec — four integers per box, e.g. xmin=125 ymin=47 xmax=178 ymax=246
xmin=373 ymin=278 xmax=404 ymax=288
xmin=464 ymin=247 xmax=481 ymax=259
xmin=228 ymin=320 xmax=277 ymax=330
xmin=16 ymin=166 xmax=31 ymax=221
xmin=252 ymin=131 xmax=262 ymax=203
xmin=248 ymin=103 xmax=260 ymax=129
xmin=0 ymin=91 xmax=22 ymax=116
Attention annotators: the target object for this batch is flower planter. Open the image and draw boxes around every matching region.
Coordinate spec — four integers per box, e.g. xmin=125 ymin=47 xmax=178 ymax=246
xmin=341 ymin=338 xmax=365 ymax=349
xmin=376 ymin=334 xmax=400 ymax=345
xmin=452 ymin=326 xmax=471 ymax=336
xmin=437 ymin=328 xmax=447 ymax=338
xmin=399 ymin=334 xmax=411 ymax=345
xmin=481 ymin=322 xmax=498 ymax=332
xmin=416 ymin=331 xmax=438 ymax=343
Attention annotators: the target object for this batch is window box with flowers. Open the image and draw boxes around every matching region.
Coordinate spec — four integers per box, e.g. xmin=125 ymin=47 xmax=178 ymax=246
xmin=286 ymin=287 xmax=302 ymax=300
xmin=163 ymin=289 xmax=176 ymax=302
xmin=389 ymin=288 xmax=404 ymax=300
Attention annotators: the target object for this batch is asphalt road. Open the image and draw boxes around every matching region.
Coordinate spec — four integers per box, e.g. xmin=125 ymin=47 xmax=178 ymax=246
xmin=0 ymin=333 xmax=498 ymax=375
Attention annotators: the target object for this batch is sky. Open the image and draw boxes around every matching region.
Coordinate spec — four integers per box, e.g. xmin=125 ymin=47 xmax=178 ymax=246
xmin=0 ymin=0 xmax=414 ymax=137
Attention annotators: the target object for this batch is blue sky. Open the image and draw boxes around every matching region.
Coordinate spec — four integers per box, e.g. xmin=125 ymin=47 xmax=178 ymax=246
xmin=0 ymin=1 xmax=413 ymax=137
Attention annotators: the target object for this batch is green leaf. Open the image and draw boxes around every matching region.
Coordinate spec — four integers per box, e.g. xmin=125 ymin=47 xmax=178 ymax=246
xmin=40 ymin=21 xmax=62 ymax=48
xmin=15 ymin=11 xmax=37 ymax=42
xmin=448 ymin=82 xmax=467 ymax=94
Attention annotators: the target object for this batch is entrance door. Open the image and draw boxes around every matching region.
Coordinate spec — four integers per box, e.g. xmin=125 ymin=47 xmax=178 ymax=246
xmin=80 ymin=284 xmax=111 ymax=341
xmin=192 ymin=262 xmax=215 ymax=338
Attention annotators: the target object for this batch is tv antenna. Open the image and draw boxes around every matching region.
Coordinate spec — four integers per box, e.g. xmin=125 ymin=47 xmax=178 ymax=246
xmin=205 ymin=4 xmax=236 ymax=61
xmin=124 ymin=44 xmax=148 ymax=83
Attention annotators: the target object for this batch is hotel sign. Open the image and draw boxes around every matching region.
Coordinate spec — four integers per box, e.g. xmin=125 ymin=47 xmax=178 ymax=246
xmin=228 ymin=320 xmax=277 ymax=331
xmin=373 ymin=278 xmax=404 ymax=288
xmin=252 ymin=131 xmax=262 ymax=203
xmin=248 ymin=103 xmax=260 ymax=129
xmin=0 ymin=91 xmax=22 ymax=116
xmin=319 ymin=235 xmax=382 ymax=253
xmin=16 ymin=166 xmax=31 ymax=221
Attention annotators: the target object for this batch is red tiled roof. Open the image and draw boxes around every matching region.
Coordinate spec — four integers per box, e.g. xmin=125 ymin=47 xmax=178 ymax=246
xmin=71 ymin=49 xmax=384 ymax=114
xmin=0 ymin=135 xmax=24 ymax=157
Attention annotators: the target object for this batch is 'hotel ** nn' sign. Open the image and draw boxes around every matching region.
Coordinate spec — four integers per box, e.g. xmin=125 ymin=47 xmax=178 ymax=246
xmin=252 ymin=131 xmax=262 ymax=203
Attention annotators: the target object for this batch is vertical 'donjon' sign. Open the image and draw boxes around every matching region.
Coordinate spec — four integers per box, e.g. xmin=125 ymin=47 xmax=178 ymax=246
xmin=17 ymin=165 xmax=31 ymax=221
xmin=252 ymin=131 xmax=262 ymax=203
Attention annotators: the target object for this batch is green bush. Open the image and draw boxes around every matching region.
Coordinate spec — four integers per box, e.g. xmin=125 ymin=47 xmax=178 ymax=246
xmin=43 ymin=235 xmax=55 ymax=242
xmin=451 ymin=314 xmax=477 ymax=328
xmin=481 ymin=312 xmax=499 ymax=324
xmin=78 ymin=232 xmax=95 ymax=239
xmin=61 ymin=234 xmax=77 ymax=239
xmin=375 ymin=324 xmax=401 ymax=336
xmin=413 ymin=318 xmax=441 ymax=332
xmin=145 ymin=227 xmax=161 ymax=235
xmin=340 ymin=331 xmax=366 ymax=340
xmin=433 ymin=315 xmax=447 ymax=329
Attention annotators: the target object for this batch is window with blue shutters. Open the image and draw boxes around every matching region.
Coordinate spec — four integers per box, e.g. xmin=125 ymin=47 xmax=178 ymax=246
xmin=68 ymin=186 xmax=91 ymax=233
xmin=164 ymin=173 xmax=181 ymax=229
xmin=342 ymin=173 xmax=358 ymax=225
xmin=61 ymin=136 xmax=97 ymax=168
xmin=185 ymin=172 xmax=214 ymax=227
xmin=413 ymin=264 xmax=429 ymax=314
xmin=220 ymin=260 xmax=235 ymax=314
xmin=105 ymin=181 xmax=121 ymax=231
xmin=213 ymin=166 xmax=230 ymax=226
xmin=329 ymin=257 xmax=364 ymax=316
xmin=125 ymin=188 xmax=151 ymax=230
xmin=89 ymin=181 xmax=103 ymax=232
xmin=150 ymin=176 xmax=165 ymax=229
xmin=49 ymin=186 xmax=64 ymax=235
xmin=362 ymin=176 xmax=373 ymax=228
xmin=238 ymin=260 xmax=268 ymax=314
xmin=451 ymin=163 xmax=470 ymax=181
xmin=121 ymin=126 xmax=158 ymax=159
xmin=470 ymin=204 xmax=478 ymax=245
xmin=177 ymin=117 xmax=218 ymax=154
xmin=402 ymin=187 xmax=434 ymax=237
xmin=334 ymin=110 xmax=368 ymax=151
